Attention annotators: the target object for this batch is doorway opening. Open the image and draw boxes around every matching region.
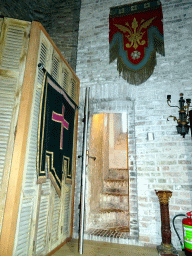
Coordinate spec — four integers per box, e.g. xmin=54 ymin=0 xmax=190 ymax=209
xmin=85 ymin=112 xmax=129 ymax=239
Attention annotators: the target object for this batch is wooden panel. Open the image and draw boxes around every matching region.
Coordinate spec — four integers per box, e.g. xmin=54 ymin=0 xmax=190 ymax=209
xmin=0 ymin=17 xmax=31 ymax=236
xmin=61 ymin=68 xmax=69 ymax=94
xmin=37 ymin=41 xmax=49 ymax=86
xmin=37 ymin=22 xmax=80 ymax=88
xmin=51 ymin=54 xmax=60 ymax=83
xmin=62 ymin=185 xmax=71 ymax=238
xmin=0 ymin=19 xmax=80 ymax=256
xmin=13 ymin=27 xmax=54 ymax=256
xmin=50 ymin=189 xmax=62 ymax=249
xmin=35 ymin=182 xmax=51 ymax=256
xmin=13 ymin=198 xmax=34 ymax=256
xmin=0 ymin=21 xmax=41 ymax=256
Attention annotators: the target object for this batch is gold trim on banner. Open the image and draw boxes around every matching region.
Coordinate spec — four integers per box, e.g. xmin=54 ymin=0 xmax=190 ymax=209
xmin=37 ymin=71 xmax=48 ymax=177
xmin=48 ymin=172 xmax=61 ymax=197
xmin=37 ymin=176 xmax=47 ymax=184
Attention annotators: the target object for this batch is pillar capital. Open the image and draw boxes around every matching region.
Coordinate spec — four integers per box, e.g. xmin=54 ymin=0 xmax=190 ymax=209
xmin=155 ymin=190 xmax=172 ymax=205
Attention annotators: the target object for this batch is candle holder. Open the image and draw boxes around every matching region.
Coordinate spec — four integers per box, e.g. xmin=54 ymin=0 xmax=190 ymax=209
xmin=167 ymin=93 xmax=192 ymax=138
xmin=155 ymin=190 xmax=179 ymax=256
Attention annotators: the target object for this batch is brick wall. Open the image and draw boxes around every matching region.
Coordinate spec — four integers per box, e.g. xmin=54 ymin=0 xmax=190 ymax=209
xmin=0 ymin=0 xmax=81 ymax=71
xmin=74 ymin=0 xmax=192 ymax=250
xmin=45 ymin=0 xmax=81 ymax=71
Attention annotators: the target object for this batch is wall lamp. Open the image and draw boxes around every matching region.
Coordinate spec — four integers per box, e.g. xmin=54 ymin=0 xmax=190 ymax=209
xmin=167 ymin=93 xmax=192 ymax=138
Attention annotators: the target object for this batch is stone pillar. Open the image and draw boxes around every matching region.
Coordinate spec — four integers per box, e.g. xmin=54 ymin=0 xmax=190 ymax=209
xmin=155 ymin=190 xmax=178 ymax=256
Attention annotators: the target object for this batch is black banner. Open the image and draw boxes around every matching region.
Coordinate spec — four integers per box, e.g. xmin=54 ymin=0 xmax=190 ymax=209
xmin=37 ymin=72 xmax=76 ymax=196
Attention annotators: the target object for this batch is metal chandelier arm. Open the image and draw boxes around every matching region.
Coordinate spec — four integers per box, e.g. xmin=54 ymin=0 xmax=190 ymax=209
xmin=167 ymin=115 xmax=178 ymax=122
xmin=167 ymin=100 xmax=180 ymax=109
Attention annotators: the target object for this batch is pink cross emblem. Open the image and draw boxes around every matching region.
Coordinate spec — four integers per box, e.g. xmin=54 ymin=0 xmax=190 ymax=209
xmin=52 ymin=105 xmax=69 ymax=149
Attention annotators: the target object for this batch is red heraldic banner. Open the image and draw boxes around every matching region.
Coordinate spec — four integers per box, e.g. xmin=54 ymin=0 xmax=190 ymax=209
xmin=109 ymin=0 xmax=165 ymax=85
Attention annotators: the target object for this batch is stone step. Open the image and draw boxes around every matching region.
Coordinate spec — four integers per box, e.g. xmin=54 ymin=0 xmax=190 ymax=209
xmin=104 ymin=178 xmax=128 ymax=183
xmin=99 ymin=209 xmax=128 ymax=213
xmin=103 ymin=179 xmax=128 ymax=186
xmin=86 ymin=228 xmax=130 ymax=238
xmin=103 ymin=187 xmax=128 ymax=194
xmin=103 ymin=182 xmax=128 ymax=194
xmin=99 ymin=193 xmax=128 ymax=210
xmin=102 ymin=192 xmax=128 ymax=196
xmin=105 ymin=168 xmax=128 ymax=180
xmin=99 ymin=202 xmax=128 ymax=211
xmin=103 ymin=180 xmax=128 ymax=194
xmin=88 ymin=210 xmax=129 ymax=230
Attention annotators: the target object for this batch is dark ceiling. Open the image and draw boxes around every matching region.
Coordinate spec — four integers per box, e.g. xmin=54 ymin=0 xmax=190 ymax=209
xmin=0 ymin=0 xmax=81 ymax=29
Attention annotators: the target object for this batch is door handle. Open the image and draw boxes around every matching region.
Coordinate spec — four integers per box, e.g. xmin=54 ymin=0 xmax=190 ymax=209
xmin=78 ymin=153 xmax=96 ymax=161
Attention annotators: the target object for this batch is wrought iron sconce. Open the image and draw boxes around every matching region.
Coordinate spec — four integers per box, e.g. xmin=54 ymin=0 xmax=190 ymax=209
xmin=167 ymin=93 xmax=192 ymax=138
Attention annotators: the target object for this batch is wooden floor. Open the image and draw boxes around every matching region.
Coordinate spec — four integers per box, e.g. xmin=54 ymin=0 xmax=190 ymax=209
xmin=52 ymin=239 xmax=185 ymax=256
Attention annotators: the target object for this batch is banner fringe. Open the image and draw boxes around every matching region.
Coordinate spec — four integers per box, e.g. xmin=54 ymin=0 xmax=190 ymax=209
xmin=110 ymin=47 xmax=157 ymax=85
xmin=154 ymin=35 xmax=165 ymax=56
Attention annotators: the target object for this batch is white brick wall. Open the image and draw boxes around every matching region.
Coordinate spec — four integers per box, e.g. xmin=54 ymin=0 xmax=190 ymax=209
xmin=74 ymin=0 xmax=192 ymax=250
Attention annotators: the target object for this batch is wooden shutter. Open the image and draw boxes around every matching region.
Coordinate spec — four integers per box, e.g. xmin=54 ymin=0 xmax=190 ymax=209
xmin=35 ymin=181 xmax=51 ymax=256
xmin=49 ymin=188 xmax=62 ymax=250
xmin=61 ymin=184 xmax=72 ymax=239
xmin=0 ymin=17 xmax=31 ymax=234
xmin=13 ymin=31 xmax=53 ymax=256
xmin=70 ymin=78 xmax=78 ymax=104
xmin=51 ymin=54 xmax=60 ymax=83
xmin=9 ymin=20 xmax=80 ymax=256
xmin=62 ymin=68 xmax=70 ymax=94
xmin=37 ymin=41 xmax=49 ymax=86
xmin=13 ymin=197 xmax=35 ymax=256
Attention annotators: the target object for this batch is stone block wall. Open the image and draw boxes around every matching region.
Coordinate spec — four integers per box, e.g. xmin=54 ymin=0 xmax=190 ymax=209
xmin=74 ymin=0 xmax=192 ymax=250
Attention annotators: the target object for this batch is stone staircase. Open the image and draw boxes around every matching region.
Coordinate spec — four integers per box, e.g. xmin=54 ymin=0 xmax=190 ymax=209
xmin=88 ymin=168 xmax=129 ymax=232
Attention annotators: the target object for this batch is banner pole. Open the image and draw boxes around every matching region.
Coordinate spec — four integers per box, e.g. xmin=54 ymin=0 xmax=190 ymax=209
xmin=79 ymin=87 xmax=90 ymax=255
